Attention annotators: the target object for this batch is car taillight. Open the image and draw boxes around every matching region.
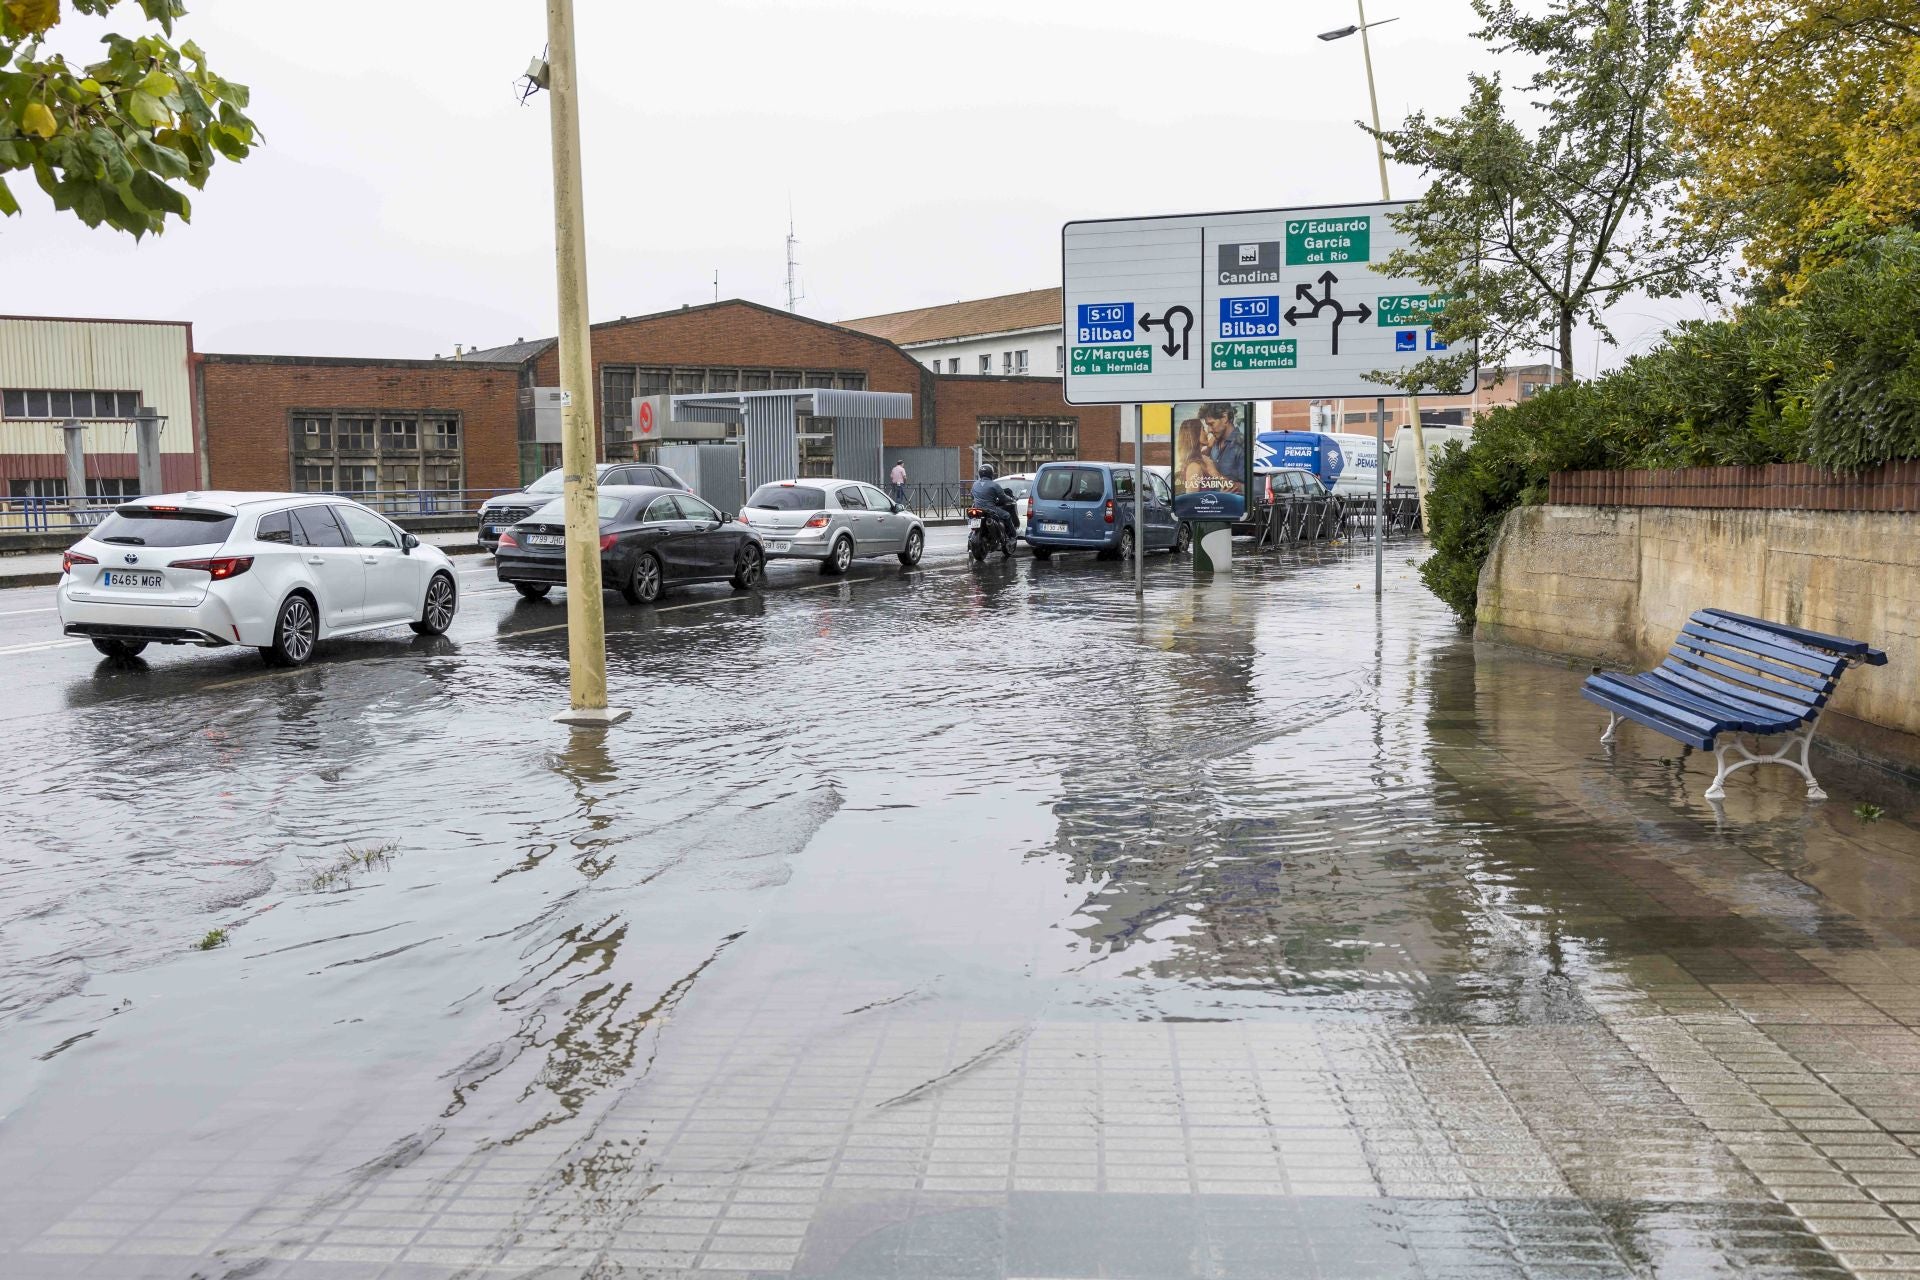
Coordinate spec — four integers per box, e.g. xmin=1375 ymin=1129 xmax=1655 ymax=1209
xmin=63 ymin=549 xmax=97 ymax=574
xmin=1104 ymin=499 xmax=1115 ymax=524
xmin=499 ymin=531 xmax=518 ymax=549
xmin=599 ymin=533 xmax=617 ymax=551
xmin=172 ymin=556 xmax=254 ymax=581
xmin=803 ymin=514 xmax=831 ymax=529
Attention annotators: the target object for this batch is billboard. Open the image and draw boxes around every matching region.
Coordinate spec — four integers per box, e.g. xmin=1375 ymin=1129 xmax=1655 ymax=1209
xmin=1169 ymin=401 xmax=1253 ymax=522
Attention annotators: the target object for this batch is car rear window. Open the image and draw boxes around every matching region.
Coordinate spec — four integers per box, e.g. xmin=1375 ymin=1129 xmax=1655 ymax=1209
xmin=1035 ymin=467 xmax=1106 ymax=502
xmin=1003 ymin=479 xmax=1031 ymax=499
xmin=748 ymin=484 xmax=825 ymax=511
xmin=91 ymin=506 xmax=235 ymax=547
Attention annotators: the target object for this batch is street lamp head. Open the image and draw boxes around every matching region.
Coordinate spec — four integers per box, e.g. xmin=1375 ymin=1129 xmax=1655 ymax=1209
xmin=1318 ymin=24 xmax=1358 ymax=40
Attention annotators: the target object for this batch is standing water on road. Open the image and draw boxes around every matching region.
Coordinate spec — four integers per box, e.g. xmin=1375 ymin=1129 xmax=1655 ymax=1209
xmin=3 ymin=547 xmax=1920 ymax=1279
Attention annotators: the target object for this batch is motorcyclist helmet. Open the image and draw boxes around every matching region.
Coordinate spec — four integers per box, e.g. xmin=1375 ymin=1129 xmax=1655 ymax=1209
xmin=978 ymin=464 xmax=996 ymax=480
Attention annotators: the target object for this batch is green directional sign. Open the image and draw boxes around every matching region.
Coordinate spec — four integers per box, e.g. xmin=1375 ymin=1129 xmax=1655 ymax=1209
xmin=1070 ymin=345 xmax=1153 ymax=376
xmin=1285 ymin=216 xmax=1370 ymax=265
xmin=1376 ymin=293 xmax=1456 ymax=326
xmin=1209 ymin=340 xmax=1297 ymax=371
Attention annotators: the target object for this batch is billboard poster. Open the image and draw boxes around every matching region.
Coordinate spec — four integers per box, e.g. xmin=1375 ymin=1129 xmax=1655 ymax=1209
xmin=1170 ymin=401 xmax=1253 ymax=522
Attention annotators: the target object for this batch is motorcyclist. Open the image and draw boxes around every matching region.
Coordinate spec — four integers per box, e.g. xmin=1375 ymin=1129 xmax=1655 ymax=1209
xmin=970 ymin=464 xmax=1019 ymax=549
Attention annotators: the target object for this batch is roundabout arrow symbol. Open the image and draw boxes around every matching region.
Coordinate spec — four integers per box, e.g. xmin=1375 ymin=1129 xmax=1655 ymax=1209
xmin=1281 ymin=271 xmax=1371 ymax=355
xmin=1139 ymin=306 xmax=1194 ymax=359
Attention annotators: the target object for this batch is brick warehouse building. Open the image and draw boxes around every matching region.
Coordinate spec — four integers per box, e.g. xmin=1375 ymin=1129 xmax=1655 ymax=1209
xmin=186 ymin=300 xmax=1124 ymax=496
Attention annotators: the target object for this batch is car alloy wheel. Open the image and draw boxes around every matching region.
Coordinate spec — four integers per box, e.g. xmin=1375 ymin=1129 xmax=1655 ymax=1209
xmin=1119 ymin=526 xmax=1136 ymax=561
xmin=898 ymin=528 xmax=923 ymax=567
xmin=626 ymin=553 xmax=662 ymax=604
xmin=264 ymin=594 xmax=317 ymax=666
xmin=1176 ymin=522 xmax=1193 ymax=554
xmin=731 ymin=544 xmax=764 ymax=590
xmin=412 ymin=572 xmax=456 ymax=635
xmin=822 ymin=535 xmax=853 ymax=576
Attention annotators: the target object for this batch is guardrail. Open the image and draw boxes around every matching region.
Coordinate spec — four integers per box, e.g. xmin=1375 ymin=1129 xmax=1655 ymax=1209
xmin=0 ymin=489 xmax=515 ymax=535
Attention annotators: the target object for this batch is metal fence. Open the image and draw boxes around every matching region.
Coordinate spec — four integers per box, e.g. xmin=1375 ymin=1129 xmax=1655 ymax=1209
xmin=0 ymin=489 xmax=513 ymax=535
xmin=898 ymin=482 xmax=977 ymax=520
xmin=1250 ymin=493 xmax=1421 ymax=548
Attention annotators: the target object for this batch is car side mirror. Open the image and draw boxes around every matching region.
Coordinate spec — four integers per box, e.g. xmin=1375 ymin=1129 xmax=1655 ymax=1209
xmin=721 ymin=511 xmax=734 ymax=523
xmin=401 ymin=532 xmax=419 ymax=552
xmin=890 ymin=502 xmax=902 ymax=514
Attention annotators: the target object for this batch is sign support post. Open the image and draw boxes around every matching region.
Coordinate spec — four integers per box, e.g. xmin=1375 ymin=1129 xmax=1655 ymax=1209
xmin=1374 ymin=396 xmax=1385 ymax=598
xmin=1132 ymin=404 xmax=1144 ymax=599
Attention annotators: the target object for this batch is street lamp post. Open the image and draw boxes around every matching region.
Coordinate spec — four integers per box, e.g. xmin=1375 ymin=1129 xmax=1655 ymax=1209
xmin=543 ymin=0 xmax=626 ymax=727
xmin=1319 ymin=3 xmax=1432 ymax=537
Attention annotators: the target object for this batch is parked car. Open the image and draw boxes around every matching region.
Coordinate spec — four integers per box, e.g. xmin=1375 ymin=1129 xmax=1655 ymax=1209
xmin=1255 ymin=466 xmax=1326 ymax=505
xmin=737 ymin=479 xmax=926 ymax=574
xmin=476 ymin=461 xmax=691 ymax=553
xmin=496 ymin=485 xmax=763 ymax=604
xmin=998 ymin=473 xmax=1034 ymax=530
xmin=58 ymin=492 xmax=459 ymax=667
xmin=1024 ymin=462 xmax=1185 ymax=561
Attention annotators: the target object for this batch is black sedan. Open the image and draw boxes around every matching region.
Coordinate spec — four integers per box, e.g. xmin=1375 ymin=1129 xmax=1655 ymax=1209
xmin=495 ymin=485 xmax=764 ymax=603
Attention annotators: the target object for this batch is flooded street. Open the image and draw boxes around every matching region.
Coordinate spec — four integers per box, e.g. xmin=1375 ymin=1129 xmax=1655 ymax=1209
xmin=4 ymin=535 xmax=1919 ymax=1279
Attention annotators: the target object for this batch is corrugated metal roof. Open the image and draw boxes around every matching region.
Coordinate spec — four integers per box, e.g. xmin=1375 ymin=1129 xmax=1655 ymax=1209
xmin=674 ymin=388 xmax=913 ymax=420
xmin=840 ymin=289 xmax=1061 ymax=346
xmin=456 ymin=337 xmax=554 ymax=364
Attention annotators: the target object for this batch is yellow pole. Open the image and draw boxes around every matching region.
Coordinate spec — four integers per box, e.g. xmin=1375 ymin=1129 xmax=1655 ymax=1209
xmin=546 ymin=0 xmax=623 ymax=725
xmin=1357 ymin=0 xmax=1431 ymax=534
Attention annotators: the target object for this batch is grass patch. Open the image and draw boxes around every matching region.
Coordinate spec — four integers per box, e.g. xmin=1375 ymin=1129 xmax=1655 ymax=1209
xmin=299 ymin=841 xmax=399 ymax=893
xmin=196 ymin=928 xmax=228 ymax=951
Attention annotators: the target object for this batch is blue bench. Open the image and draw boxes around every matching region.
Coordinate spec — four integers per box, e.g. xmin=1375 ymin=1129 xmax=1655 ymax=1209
xmin=1581 ymin=608 xmax=1887 ymax=801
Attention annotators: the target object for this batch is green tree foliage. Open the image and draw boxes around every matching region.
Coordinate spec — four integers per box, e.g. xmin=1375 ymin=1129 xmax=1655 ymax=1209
xmin=1374 ymin=0 xmax=1725 ymax=388
xmin=0 ymin=0 xmax=256 ymax=236
xmin=1671 ymin=0 xmax=1920 ymax=295
xmin=1421 ymin=231 xmax=1920 ymax=621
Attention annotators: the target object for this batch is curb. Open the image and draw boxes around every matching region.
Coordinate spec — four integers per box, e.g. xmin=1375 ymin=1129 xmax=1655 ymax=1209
xmin=0 ymin=570 xmax=62 ymax=589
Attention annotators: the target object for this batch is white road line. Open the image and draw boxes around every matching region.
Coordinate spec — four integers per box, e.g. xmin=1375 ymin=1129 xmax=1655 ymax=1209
xmin=0 ymin=638 xmax=87 ymax=656
xmin=0 ymin=606 xmax=56 ymax=616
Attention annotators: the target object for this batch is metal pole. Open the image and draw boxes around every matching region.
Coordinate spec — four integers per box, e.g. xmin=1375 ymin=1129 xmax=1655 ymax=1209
xmin=61 ymin=420 xmax=87 ymax=510
xmin=1374 ymin=396 xmax=1385 ymax=598
xmin=1357 ymin=0 xmax=1431 ymax=535
xmin=132 ymin=406 xmax=163 ymax=497
xmin=546 ymin=0 xmax=624 ymax=726
xmin=1132 ymin=404 xmax=1144 ymax=598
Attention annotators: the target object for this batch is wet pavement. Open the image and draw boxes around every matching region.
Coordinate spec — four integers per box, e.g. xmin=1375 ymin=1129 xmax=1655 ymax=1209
xmin=3 ymin=530 xmax=1920 ymax=1279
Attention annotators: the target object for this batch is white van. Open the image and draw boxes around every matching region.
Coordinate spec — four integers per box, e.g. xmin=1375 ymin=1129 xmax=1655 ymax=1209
xmin=1389 ymin=424 xmax=1474 ymax=491
xmin=1321 ymin=432 xmax=1382 ymax=497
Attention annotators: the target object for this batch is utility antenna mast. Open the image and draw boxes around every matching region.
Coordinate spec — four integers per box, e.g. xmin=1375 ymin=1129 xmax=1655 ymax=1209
xmin=785 ymin=205 xmax=805 ymax=312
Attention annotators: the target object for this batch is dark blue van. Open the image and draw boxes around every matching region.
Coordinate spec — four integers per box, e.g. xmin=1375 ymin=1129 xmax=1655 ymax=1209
xmin=1024 ymin=462 xmax=1185 ymax=561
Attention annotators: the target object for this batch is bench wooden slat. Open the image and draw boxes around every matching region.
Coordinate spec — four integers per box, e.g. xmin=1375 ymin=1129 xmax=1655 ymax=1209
xmin=1662 ymin=649 xmax=1825 ymax=710
xmin=1586 ymin=674 xmax=1725 ymax=735
xmin=1674 ymin=625 xmax=1838 ymax=690
xmin=1679 ymin=618 xmax=1848 ymax=678
xmin=1659 ymin=656 xmax=1824 ymax=720
xmin=1704 ymin=608 xmax=1889 ymax=664
xmin=1581 ymin=684 xmax=1716 ymax=750
xmin=1641 ymin=669 xmax=1808 ymax=733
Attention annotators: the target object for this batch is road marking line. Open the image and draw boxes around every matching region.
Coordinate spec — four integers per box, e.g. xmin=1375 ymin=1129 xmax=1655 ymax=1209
xmin=0 ymin=606 xmax=56 ymax=616
xmin=0 ymin=638 xmax=88 ymax=655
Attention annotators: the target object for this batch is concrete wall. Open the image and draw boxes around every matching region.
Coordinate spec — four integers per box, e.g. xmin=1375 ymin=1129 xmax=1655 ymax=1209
xmin=1477 ymin=504 xmax=1920 ymax=744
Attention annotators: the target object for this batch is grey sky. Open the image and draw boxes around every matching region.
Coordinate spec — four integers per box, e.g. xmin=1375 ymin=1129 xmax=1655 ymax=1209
xmin=5 ymin=0 xmax=1706 ymax=371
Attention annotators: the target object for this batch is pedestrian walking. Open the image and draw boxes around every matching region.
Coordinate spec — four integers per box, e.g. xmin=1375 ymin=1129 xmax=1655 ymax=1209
xmin=889 ymin=459 xmax=908 ymax=506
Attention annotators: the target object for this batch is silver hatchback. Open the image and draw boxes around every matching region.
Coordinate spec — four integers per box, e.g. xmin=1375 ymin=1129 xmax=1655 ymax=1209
xmin=738 ymin=478 xmax=926 ymax=573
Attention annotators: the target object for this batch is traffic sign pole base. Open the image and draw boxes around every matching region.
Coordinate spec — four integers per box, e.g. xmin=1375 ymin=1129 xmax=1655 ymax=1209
xmin=553 ymin=706 xmax=632 ymax=727
xmin=1192 ymin=521 xmax=1234 ymax=573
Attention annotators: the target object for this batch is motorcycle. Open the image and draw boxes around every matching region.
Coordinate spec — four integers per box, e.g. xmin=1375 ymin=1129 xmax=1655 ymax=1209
xmin=966 ymin=506 xmax=1015 ymax=562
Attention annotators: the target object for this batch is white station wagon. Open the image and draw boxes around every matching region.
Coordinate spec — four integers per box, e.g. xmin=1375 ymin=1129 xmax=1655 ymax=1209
xmin=58 ymin=492 xmax=459 ymax=666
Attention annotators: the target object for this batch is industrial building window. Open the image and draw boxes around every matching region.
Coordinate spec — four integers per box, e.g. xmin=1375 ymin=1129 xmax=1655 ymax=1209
xmin=949 ymin=358 xmax=959 ymax=374
xmin=708 ymin=369 xmax=739 ymax=392
xmin=289 ymin=409 xmax=464 ymax=495
xmin=773 ymin=369 xmax=803 ymax=390
xmin=741 ymin=369 xmax=772 ymax=391
xmin=603 ymin=366 xmax=636 ymax=436
xmin=835 ymin=372 xmax=868 ymax=390
xmin=2 ymin=389 xmax=142 ymax=419
xmin=978 ymin=354 xmax=991 ymax=374
xmin=979 ymin=416 xmax=1078 ymax=473
xmin=672 ymin=369 xmax=705 ymax=395
xmin=796 ymin=415 xmax=834 ymax=477
xmin=634 ymin=367 xmax=671 ymax=398
xmin=4 ymin=477 xmax=134 ymax=500
xmin=1055 ymin=346 xmax=1064 ymax=372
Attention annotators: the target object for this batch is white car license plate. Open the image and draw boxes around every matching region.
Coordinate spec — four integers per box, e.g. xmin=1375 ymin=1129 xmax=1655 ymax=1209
xmin=527 ymin=534 xmax=564 ymax=547
xmin=770 ymin=541 xmax=791 ymax=552
xmin=967 ymin=518 xmax=981 ymax=530
xmin=101 ymin=570 xmax=163 ymax=588
xmin=1041 ymin=522 xmax=1068 ymax=534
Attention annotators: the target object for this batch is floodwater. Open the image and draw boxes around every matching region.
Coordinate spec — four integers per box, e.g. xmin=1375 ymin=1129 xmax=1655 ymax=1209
xmin=3 ymin=535 xmax=1919 ymax=1279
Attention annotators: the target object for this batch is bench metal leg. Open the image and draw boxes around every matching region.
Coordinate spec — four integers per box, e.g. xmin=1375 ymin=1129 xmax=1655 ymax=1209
xmin=1600 ymin=713 xmax=1620 ymax=744
xmin=1704 ymin=715 xmax=1826 ymax=801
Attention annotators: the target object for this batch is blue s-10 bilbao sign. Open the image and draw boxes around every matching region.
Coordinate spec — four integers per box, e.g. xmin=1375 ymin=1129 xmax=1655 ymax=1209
xmin=1076 ymin=303 xmax=1135 ymax=344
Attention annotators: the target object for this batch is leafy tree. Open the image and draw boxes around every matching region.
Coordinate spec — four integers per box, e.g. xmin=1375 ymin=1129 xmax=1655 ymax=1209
xmin=1670 ymin=0 xmax=1920 ymax=295
xmin=0 ymin=0 xmax=256 ymax=236
xmin=1372 ymin=0 xmax=1725 ymax=386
